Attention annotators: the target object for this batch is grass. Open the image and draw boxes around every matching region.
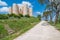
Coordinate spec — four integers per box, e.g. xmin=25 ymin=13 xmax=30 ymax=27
xmin=54 ymin=23 xmax=60 ymax=31
xmin=0 ymin=24 xmax=8 ymax=38
xmin=0 ymin=17 xmax=40 ymax=40
xmin=50 ymin=22 xmax=60 ymax=31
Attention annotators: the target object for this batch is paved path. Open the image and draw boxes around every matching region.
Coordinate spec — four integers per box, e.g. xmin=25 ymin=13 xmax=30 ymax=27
xmin=14 ymin=21 xmax=60 ymax=40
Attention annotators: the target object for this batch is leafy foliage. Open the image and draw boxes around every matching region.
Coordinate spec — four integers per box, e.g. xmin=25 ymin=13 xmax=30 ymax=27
xmin=58 ymin=15 xmax=60 ymax=23
xmin=19 ymin=14 xmax=23 ymax=17
xmin=8 ymin=14 xmax=21 ymax=18
xmin=25 ymin=14 xmax=30 ymax=18
xmin=38 ymin=0 xmax=60 ymax=24
xmin=0 ymin=14 xmax=9 ymax=19
xmin=37 ymin=14 xmax=41 ymax=20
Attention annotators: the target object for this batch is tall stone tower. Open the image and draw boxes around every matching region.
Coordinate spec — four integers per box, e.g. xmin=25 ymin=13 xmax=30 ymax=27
xmin=12 ymin=3 xmax=19 ymax=15
xmin=17 ymin=4 xmax=23 ymax=14
xmin=29 ymin=7 xmax=32 ymax=16
xmin=22 ymin=3 xmax=28 ymax=16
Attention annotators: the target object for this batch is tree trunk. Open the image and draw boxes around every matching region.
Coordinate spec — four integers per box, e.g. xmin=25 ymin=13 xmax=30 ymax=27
xmin=45 ymin=16 xmax=48 ymax=21
xmin=50 ymin=14 xmax=52 ymax=22
xmin=55 ymin=12 xmax=59 ymax=24
xmin=54 ymin=5 xmax=59 ymax=24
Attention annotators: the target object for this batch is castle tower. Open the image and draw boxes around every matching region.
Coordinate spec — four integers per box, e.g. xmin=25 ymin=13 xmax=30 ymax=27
xmin=22 ymin=1 xmax=32 ymax=16
xmin=17 ymin=4 xmax=23 ymax=14
xmin=28 ymin=7 xmax=32 ymax=16
xmin=12 ymin=3 xmax=19 ymax=15
xmin=22 ymin=3 xmax=28 ymax=16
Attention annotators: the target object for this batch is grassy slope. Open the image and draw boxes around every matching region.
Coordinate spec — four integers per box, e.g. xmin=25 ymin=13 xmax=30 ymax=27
xmin=0 ymin=24 xmax=8 ymax=38
xmin=0 ymin=17 xmax=40 ymax=40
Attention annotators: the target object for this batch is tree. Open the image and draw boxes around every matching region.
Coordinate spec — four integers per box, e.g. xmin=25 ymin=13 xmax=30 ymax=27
xmin=38 ymin=0 xmax=60 ymax=24
xmin=47 ymin=11 xmax=52 ymax=22
xmin=58 ymin=15 xmax=60 ymax=23
xmin=37 ymin=14 xmax=41 ymax=20
xmin=43 ymin=11 xmax=49 ymax=21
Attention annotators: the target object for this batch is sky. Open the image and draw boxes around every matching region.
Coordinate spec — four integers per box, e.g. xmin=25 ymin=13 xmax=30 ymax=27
xmin=0 ymin=0 xmax=46 ymax=16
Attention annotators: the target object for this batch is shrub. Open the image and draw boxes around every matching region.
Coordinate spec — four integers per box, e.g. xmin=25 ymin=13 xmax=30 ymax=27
xmin=19 ymin=14 xmax=23 ymax=17
xmin=8 ymin=14 xmax=21 ymax=18
xmin=25 ymin=14 xmax=30 ymax=18
xmin=0 ymin=14 xmax=9 ymax=19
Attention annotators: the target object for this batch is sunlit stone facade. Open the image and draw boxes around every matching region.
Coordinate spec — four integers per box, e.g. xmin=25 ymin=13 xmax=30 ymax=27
xmin=9 ymin=2 xmax=32 ymax=16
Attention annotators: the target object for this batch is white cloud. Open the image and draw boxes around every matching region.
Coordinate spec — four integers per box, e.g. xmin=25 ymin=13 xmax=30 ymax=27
xmin=36 ymin=12 xmax=42 ymax=15
xmin=22 ymin=1 xmax=33 ymax=7
xmin=0 ymin=0 xmax=7 ymax=6
xmin=0 ymin=7 xmax=9 ymax=13
xmin=36 ymin=11 xmax=43 ymax=16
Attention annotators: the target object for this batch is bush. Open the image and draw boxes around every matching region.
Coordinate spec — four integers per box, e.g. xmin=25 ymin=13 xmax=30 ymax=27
xmin=0 ymin=14 xmax=9 ymax=19
xmin=19 ymin=14 xmax=23 ymax=17
xmin=25 ymin=14 xmax=30 ymax=18
xmin=8 ymin=14 xmax=21 ymax=18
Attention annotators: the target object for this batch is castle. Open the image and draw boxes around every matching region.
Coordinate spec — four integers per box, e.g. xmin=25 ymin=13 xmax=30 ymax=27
xmin=9 ymin=1 xmax=32 ymax=16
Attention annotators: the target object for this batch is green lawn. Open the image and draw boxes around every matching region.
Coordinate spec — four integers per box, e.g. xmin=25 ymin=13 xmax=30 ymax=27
xmin=0 ymin=17 xmax=40 ymax=40
xmin=50 ymin=22 xmax=60 ymax=31
xmin=54 ymin=23 xmax=60 ymax=31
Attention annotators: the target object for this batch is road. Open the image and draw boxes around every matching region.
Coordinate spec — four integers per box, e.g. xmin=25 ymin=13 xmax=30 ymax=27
xmin=14 ymin=21 xmax=60 ymax=40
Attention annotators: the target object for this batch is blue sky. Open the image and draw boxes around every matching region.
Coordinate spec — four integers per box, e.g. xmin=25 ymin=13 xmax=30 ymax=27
xmin=0 ymin=0 xmax=46 ymax=16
